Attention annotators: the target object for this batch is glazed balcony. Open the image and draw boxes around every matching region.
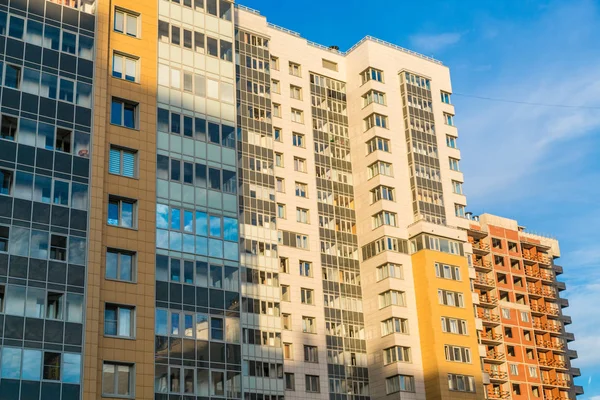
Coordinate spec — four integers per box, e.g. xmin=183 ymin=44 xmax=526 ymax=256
xmin=48 ymin=0 xmax=96 ymax=14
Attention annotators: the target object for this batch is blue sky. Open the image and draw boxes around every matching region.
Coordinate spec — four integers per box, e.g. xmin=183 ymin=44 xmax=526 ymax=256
xmin=240 ymin=0 xmax=600 ymax=396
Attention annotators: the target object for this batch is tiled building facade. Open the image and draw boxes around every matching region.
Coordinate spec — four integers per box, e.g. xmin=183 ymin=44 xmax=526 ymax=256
xmin=0 ymin=1 xmax=583 ymax=400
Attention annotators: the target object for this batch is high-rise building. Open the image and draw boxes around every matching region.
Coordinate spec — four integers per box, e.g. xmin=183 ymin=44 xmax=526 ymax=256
xmin=466 ymin=214 xmax=583 ymax=400
xmin=0 ymin=1 xmax=582 ymax=400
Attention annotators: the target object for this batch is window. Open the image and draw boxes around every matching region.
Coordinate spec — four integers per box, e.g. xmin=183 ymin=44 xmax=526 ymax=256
xmin=449 ymin=158 xmax=460 ymax=171
xmin=49 ymin=235 xmax=67 ymax=261
xmin=435 ymin=263 xmax=461 ymax=280
xmin=46 ymin=292 xmax=64 ymax=319
xmin=0 ymin=115 xmax=17 ymax=141
xmin=112 ymin=53 xmax=138 ymax=82
xmin=294 ymin=157 xmax=306 ymax=172
xmin=509 ymin=363 xmax=518 ymax=375
xmin=372 ymin=211 xmax=397 ymax=228
xmin=274 ymin=127 xmax=282 ymax=142
xmin=296 ymin=208 xmax=309 ymax=224
xmin=532 ymin=386 xmax=540 ymax=397
xmin=386 ymin=375 xmax=414 ymax=394
xmin=371 ymin=185 xmax=395 ymax=203
xmin=283 ymin=343 xmax=293 ymax=359
xmin=281 ymin=285 xmax=290 ymax=301
xmin=273 ymin=103 xmax=281 ymax=117
xmin=8 ymin=15 xmax=24 ymax=39
xmin=0 ymin=169 xmax=12 ymax=195
xmin=366 ymin=137 xmax=390 ymax=154
xmin=277 ymin=204 xmax=286 ymax=219
xmin=271 ymin=56 xmax=279 ymax=70
xmin=508 ymin=241 xmax=518 ymax=252
xmin=103 ymin=362 xmax=134 ymax=397
xmin=220 ymin=40 xmax=232 ymax=62
xmin=361 ymin=67 xmax=383 ymax=84
xmin=292 ymin=132 xmax=304 ymax=147
xmin=446 ymin=135 xmax=457 ymax=148
xmin=289 ymin=62 xmax=301 ymax=77
xmin=106 ymin=249 xmax=135 ymax=282
xmin=501 ymin=308 xmax=510 ymax=319
xmin=492 ymin=238 xmax=502 ymax=249
xmin=108 ymin=196 xmax=137 ymax=228
xmin=114 ymin=8 xmax=139 ymax=38
xmin=444 ymin=113 xmax=454 ymax=126
xmin=379 ymin=290 xmax=406 ymax=308
xmin=438 ymin=289 xmax=464 ymax=307
xmin=299 ymin=261 xmax=312 ymax=277
xmin=291 ymin=108 xmax=303 ymax=123
xmin=109 ymin=147 xmax=137 ymax=178
xmin=447 ymin=374 xmax=475 ymax=392
xmin=282 ymin=313 xmax=291 ymax=330
xmin=507 ymin=345 xmax=515 ymax=357
xmin=441 ymin=317 xmax=468 ymax=335
xmin=276 ymin=178 xmax=285 ymax=193
xmin=512 ymin=384 xmax=521 ymax=395
xmin=528 ymin=366 xmax=538 ymax=378
xmin=290 ymin=85 xmax=302 ymax=100
xmin=111 ymin=98 xmax=138 ymax=129
xmin=376 ymin=263 xmax=402 ymax=281
xmin=455 ymin=204 xmax=466 ymax=218
xmin=441 ymin=91 xmax=451 ymax=104
xmin=275 ymin=152 xmax=283 ymax=167
xmin=300 ymin=288 xmax=314 ymax=305
xmin=304 ymin=345 xmax=318 ymax=363
xmin=4 ymin=64 xmax=21 ymax=89
xmin=295 ymin=182 xmax=307 ymax=198
xmin=104 ymin=304 xmax=134 ymax=338
xmin=384 ymin=346 xmax=411 ymax=364
xmin=271 ymin=79 xmax=280 ymax=93
xmin=367 ymin=161 xmax=393 ymax=178
xmin=305 ymin=375 xmax=320 ymax=393
xmin=0 ymin=226 xmax=8 ymax=252
xmin=302 ymin=316 xmax=316 ymax=333
xmin=285 ymin=373 xmax=295 ymax=391
xmin=521 ymin=311 xmax=529 ymax=322
xmin=526 ymin=348 xmax=534 ymax=359
xmin=444 ymin=345 xmax=471 ymax=363
xmin=363 ymin=90 xmax=386 ymax=107
xmin=364 ymin=113 xmax=388 ymax=130
xmin=452 ymin=180 xmax=463 ymax=194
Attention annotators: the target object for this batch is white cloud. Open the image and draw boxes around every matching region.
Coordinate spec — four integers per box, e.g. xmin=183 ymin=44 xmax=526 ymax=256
xmin=409 ymin=32 xmax=462 ymax=53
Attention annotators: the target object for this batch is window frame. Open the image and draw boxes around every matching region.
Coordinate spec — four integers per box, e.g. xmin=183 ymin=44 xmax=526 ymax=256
xmin=106 ymin=248 xmax=137 ymax=283
xmin=107 ymin=195 xmax=138 ymax=229
xmin=109 ymin=146 xmax=138 ymax=178
xmin=111 ymin=97 xmax=139 ymax=130
xmin=114 ymin=8 xmax=140 ymax=38
xmin=112 ymin=52 xmax=140 ymax=83
xmin=104 ymin=303 xmax=136 ymax=339
xmin=102 ymin=361 xmax=135 ymax=398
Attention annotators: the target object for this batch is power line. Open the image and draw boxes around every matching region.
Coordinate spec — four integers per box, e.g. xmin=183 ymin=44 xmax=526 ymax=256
xmin=452 ymin=92 xmax=600 ymax=110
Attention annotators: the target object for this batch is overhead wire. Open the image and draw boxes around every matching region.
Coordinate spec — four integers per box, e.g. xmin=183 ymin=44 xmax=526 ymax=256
xmin=452 ymin=92 xmax=600 ymax=110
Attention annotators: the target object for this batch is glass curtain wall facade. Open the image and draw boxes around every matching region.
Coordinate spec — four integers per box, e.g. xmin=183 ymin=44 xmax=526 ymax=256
xmin=0 ymin=1 xmax=95 ymax=399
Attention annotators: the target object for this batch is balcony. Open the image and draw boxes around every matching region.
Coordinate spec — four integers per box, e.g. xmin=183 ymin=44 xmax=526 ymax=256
xmin=533 ymin=321 xmax=562 ymax=334
xmin=553 ymin=264 xmax=564 ymax=275
xmin=561 ymin=315 xmax=572 ymax=325
xmin=486 ymin=390 xmax=510 ymax=399
xmin=571 ymin=367 xmax=581 ymax=377
xmin=522 ymin=251 xmax=552 ymax=265
xmin=528 ymin=285 xmax=543 ymax=297
xmin=480 ymin=312 xmax=501 ymax=325
xmin=558 ymin=298 xmax=569 ymax=308
xmin=574 ymin=385 xmax=584 ymax=395
xmin=472 ymin=241 xmax=491 ymax=255
xmin=543 ymin=288 xmax=557 ymax=299
xmin=542 ymin=377 xmax=569 ymax=388
xmin=556 ymin=281 xmax=566 ymax=291
xmin=530 ymin=303 xmax=547 ymax=315
xmin=479 ymin=294 xmax=499 ymax=307
xmin=474 ymin=258 xmax=493 ymax=270
xmin=485 ymin=351 xmax=506 ymax=363
xmin=564 ymin=332 xmax=575 ymax=342
xmin=538 ymin=358 xmax=567 ymax=369
xmin=568 ymin=349 xmax=578 ymax=359
xmin=474 ymin=276 xmax=496 ymax=288
xmin=486 ymin=370 xmax=508 ymax=382
xmin=481 ymin=332 xmax=503 ymax=344
xmin=536 ymin=340 xmax=565 ymax=352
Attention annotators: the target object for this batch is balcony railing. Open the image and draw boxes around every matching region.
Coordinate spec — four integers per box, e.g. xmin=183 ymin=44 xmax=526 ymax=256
xmin=542 ymin=377 xmax=569 ymax=387
xmin=479 ymin=294 xmax=499 ymax=306
xmin=475 ymin=276 xmax=496 ymax=287
xmin=487 ymin=370 xmax=508 ymax=380
xmin=474 ymin=258 xmax=493 ymax=269
xmin=485 ymin=351 xmax=506 ymax=361
xmin=528 ymin=285 xmax=543 ymax=296
xmin=486 ymin=390 xmax=510 ymax=399
xmin=539 ymin=358 xmax=568 ymax=369
xmin=479 ymin=312 xmax=501 ymax=323
xmin=481 ymin=332 xmax=503 ymax=342
xmin=536 ymin=340 xmax=565 ymax=351
xmin=522 ymin=252 xmax=552 ymax=265
xmin=472 ymin=241 xmax=491 ymax=252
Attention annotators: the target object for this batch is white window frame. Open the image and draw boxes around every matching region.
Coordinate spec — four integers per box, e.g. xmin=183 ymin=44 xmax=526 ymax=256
xmin=112 ymin=52 xmax=139 ymax=83
xmin=114 ymin=8 xmax=140 ymax=38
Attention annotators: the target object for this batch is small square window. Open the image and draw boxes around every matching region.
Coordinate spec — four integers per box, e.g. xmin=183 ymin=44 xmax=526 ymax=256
xmin=109 ymin=146 xmax=137 ymax=178
xmin=0 ymin=115 xmax=17 ymax=141
xmin=103 ymin=362 xmax=134 ymax=397
xmin=106 ymin=249 xmax=136 ymax=282
xmin=111 ymin=98 xmax=139 ymax=129
xmin=108 ymin=196 xmax=137 ymax=228
xmin=104 ymin=304 xmax=135 ymax=338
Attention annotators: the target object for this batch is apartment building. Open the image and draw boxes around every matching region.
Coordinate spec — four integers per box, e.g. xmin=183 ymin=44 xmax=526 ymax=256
xmin=467 ymin=214 xmax=583 ymax=400
xmin=0 ymin=1 xmax=582 ymax=400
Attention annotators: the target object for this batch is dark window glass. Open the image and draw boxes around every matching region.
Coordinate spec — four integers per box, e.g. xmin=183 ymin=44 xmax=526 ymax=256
xmin=194 ymin=32 xmax=204 ymax=53
xmin=183 ymin=163 xmax=193 ymax=184
xmin=171 ymin=159 xmax=181 ymax=181
xmin=0 ymin=116 xmax=17 ymax=141
xmin=195 ymin=164 xmax=207 ymax=187
xmin=8 ymin=16 xmax=24 ymax=39
xmin=183 ymin=30 xmax=192 ymax=49
xmin=219 ymin=0 xmax=232 ymax=20
xmin=207 ymin=37 xmax=218 ymax=57
xmin=158 ymin=20 xmax=169 ymax=43
xmin=62 ymin=31 xmax=76 ymax=54
xmin=208 ymin=122 xmax=220 ymax=144
xmin=195 ymin=118 xmax=206 ymax=141
xmin=157 ymin=155 xmax=169 ymax=180
xmin=221 ymin=125 xmax=235 ymax=148
xmin=171 ymin=113 xmax=181 ymax=134
xmin=206 ymin=0 xmax=217 ymax=16
xmin=5 ymin=65 xmax=21 ymax=89
xmin=220 ymin=40 xmax=232 ymax=62
xmin=123 ymin=103 xmax=136 ymax=129
xmin=183 ymin=116 xmax=193 ymax=137
xmin=209 ymin=168 xmax=220 ymax=190
xmin=171 ymin=26 xmax=180 ymax=45
xmin=158 ymin=108 xmax=169 ymax=132
xmin=194 ymin=0 xmax=204 ymax=11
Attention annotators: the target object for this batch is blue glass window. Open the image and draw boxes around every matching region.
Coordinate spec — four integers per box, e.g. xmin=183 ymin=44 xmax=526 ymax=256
xmin=170 ymin=259 xmax=181 ymax=282
xmin=43 ymin=25 xmax=60 ymax=50
xmin=157 ymin=204 xmax=169 ymax=229
xmin=209 ymin=216 xmax=221 ymax=237
xmin=62 ymin=354 xmax=81 ymax=383
xmin=8 ymin=16 xmax=24 ymax=39
xmin=22 ymin=349 xmax=42 ymax=381
xmin=171 ymin=208 xmax=181 ymax=230
xmin=156 ymin=309 xmax=168 ymax=335
xmin=223 ymin=217 xmax=238 ymax=241
xmin=208 ymin=239 xmax=223 ymax=258
xmin=195 ymin=211 xmax=207 ymax=236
